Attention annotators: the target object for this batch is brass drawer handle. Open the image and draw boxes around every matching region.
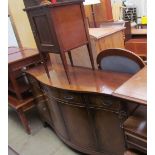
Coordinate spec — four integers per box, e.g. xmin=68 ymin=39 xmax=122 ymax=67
xmin=102 ymin=102 xmax=112 ymax=106
xmin=102 ymin=100 xmax=113 ymax=106
xmin=63 ymin=96 xmax=74 ymax=100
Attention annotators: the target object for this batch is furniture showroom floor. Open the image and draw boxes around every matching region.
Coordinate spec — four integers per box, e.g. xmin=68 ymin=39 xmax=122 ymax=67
xmin=8 ymin=107 xmax=83 ymax=155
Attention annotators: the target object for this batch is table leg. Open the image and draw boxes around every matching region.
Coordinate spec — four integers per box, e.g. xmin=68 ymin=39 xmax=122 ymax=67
xmin=17 ymin=109 xmax=31 ymax=134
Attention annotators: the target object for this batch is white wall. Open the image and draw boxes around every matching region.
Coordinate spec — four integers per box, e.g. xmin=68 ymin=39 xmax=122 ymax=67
xmin=132 ymin=0 xmax=147 ymax=17
xmin=8 ymin=17 xmax=18 ymax=47
xmin=9 ymin=0 xmax=36 ymax=48
xmin=111 ymin=0 xmax=147 ymax=18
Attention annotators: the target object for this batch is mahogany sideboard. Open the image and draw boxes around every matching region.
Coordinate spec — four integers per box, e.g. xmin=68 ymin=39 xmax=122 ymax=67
xmin=25 ymin=63 xmax=147 ymax=155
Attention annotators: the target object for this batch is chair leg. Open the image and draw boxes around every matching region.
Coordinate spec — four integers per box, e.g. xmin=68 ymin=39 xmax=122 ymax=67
xmin=17 ymin=109 xmax=31 ymax=134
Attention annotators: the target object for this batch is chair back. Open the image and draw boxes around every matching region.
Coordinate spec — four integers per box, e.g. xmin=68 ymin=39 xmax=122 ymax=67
xmin=97 ymin=48 xmax=145 ymax=74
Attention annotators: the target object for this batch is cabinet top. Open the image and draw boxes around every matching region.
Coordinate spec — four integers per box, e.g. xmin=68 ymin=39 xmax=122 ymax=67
xmin=8 ymin=47 xmax=39 ymax=64
xmin=113 ymin=66 xmax=147 ymax=105
xmin=24 ymin=0 xmax=84 ymax=11
xmin=26 ymin=64 xmax=132 ymax=95
xmin=89 ymin=27 xmax=125 ymax=39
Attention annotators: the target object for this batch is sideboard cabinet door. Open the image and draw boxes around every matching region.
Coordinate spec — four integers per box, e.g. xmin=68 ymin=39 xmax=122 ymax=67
xmin=93 ymin=109 xmax=126 ymax=155
xmin=59 ymin=102 xmax=96 ymax=150
xmin=47 ymin=97 xmax=69 ymax=140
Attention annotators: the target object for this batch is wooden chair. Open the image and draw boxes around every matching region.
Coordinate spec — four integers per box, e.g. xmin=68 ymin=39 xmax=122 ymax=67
xmin=96 ymin=48 xmax=145 ymax=74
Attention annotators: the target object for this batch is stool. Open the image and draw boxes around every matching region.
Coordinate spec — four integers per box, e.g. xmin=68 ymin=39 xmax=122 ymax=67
xmin=123 ymin=106 xmax=147 ymax=154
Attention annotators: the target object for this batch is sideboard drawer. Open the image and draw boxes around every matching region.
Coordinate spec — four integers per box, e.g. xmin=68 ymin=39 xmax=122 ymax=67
xmin=41 ymin=85 xmax=83 ymax=105
xmin=58 ymin=90 xmax=83 ymax=104
xmin=88 ymin=94 xmax=120 ymax=111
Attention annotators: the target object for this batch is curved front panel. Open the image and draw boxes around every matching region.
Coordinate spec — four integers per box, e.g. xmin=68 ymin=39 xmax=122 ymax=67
xmin=28 ymin=75 xmax=129 ymax=155
xmin=59 ymin=102 xmax=96 ymax=150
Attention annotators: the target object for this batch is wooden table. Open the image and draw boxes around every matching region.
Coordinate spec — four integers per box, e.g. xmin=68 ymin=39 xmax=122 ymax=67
xmin=89 ymin=27 xmax=125 ymax=68
xmin=8 ymin=47 xmax=42 ymax=134
xmin=113 ymin=66 xmax=147 ymax=105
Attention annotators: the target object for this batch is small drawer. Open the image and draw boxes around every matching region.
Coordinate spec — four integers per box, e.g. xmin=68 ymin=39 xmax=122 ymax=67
xmin=41 ymin=85 xmax=83 ymax=104
xmin=88 ymin=94 xmax=120 ymax=111
xmin=58 ymin=90 xmax=83 ymax=104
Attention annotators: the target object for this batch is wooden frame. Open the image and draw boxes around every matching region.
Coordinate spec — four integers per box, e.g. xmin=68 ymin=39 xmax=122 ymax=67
xmin=96 ymin=48 xmax=145 ymax=70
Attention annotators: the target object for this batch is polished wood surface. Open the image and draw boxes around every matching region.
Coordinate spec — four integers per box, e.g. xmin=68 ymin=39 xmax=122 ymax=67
xmin=8 ymin=47 xmax=39 ymax=64
xmin=51 ymin=4 xmax=88 ymax=51
xmin=113 ymin=67 xmax=147 ymax=105
xmin=27 ymin=64 xmax=132 ymax=94
xmin=26 ymin=63 xmax=137 ymax=155
xmin=89 ymin=27 xmax=125 ymax=39
xmin=26 ymin=63 xmax=147 ymax=155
